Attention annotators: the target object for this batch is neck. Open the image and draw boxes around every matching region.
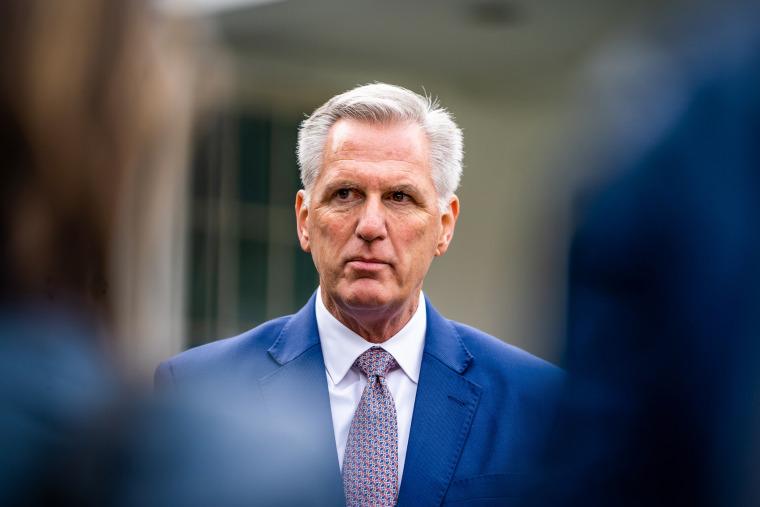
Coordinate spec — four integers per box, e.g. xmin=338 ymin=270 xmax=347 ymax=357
xmin=322 ymin=290 xmax=420 ymax=344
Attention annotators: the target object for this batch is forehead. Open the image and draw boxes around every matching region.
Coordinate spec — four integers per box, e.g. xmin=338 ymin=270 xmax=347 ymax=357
xmin=322 ymin=118 xmax=430 ymax=169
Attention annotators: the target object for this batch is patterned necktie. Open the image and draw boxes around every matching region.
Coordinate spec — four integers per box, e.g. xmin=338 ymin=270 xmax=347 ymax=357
xmin=343 ymin=347 xmax=399 ymax=507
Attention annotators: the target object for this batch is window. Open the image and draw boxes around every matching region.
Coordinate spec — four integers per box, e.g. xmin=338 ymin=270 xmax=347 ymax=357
xmin=187 ymin=109 xmax=318 ymax=348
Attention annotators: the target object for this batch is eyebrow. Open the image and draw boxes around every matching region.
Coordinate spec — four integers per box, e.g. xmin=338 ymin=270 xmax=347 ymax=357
xmin=388 ymin=184 xmax=420 ymax=196
xmin=323 ymin=181 xmax=421 ymax=193
xmin=321 ymin=181 xmax=359 ymax=195
xmin=319 ymin=180 xmax=425 ymax=202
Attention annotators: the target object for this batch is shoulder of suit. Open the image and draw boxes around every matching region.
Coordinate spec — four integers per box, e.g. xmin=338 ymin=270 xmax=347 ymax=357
xmin=165 ymin=314 xmax=293 ymax=367
xmin=448 ymin=319 xmax=564 ymax=376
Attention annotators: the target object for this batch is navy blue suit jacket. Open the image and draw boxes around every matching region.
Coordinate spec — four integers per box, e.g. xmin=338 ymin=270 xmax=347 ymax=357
xmin=156 ymin=294 xmax=564 ymax=505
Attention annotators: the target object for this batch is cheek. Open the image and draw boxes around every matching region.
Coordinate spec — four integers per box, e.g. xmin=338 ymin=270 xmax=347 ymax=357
xmin=312 ymin=214 xmax=353 ymax=252
xmin=394 ymin=219 xmax=441 ymax=259
xmin=409 ymin=215 xmax=441 ymax=243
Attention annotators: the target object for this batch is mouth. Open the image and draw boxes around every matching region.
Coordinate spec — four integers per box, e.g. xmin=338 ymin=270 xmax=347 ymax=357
xmin=346 ymin=258 xmax=390 ymax=271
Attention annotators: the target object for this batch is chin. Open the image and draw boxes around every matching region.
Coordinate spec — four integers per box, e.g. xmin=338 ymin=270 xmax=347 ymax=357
xmin=339 ymin=281 xmax=394 ymax=310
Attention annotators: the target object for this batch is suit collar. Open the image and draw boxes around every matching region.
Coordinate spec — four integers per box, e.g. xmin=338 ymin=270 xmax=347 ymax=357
xmin=421 ymin=294 xmax=473 ymax=374
xmin=267 ymin=292 xmax=474 ymax=370
xmin=267 ymin=292 xmax=320 ymax=365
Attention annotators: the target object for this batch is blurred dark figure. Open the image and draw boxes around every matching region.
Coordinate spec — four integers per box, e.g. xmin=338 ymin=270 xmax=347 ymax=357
xmin=0 ymin=1 xmax=339 ymax=505
xmin=537 ymin=0 xmax=760 ymax=505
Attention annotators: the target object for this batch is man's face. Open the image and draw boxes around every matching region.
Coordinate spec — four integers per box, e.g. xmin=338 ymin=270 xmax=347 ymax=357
xmin=296 ymin=118 xmax=458 ymax=320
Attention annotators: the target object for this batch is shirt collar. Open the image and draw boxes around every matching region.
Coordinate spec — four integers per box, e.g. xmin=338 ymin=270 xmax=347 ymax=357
xmin=316 ymin=287 xmax=426 ymax=386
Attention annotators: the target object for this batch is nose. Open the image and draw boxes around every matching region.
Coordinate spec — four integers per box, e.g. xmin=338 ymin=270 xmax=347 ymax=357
xmin=356 ymin=196 xmax=387 ymax=242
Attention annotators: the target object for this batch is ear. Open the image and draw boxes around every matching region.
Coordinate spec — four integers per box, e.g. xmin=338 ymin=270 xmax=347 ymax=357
xmin=295 ymin=190 xmax=311 ymax=252
xmin=434 ymin=195 xmax=459 ymax=257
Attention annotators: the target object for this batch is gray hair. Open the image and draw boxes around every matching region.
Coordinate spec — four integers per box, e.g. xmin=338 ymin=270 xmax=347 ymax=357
xmin=297 ymin=83 xmax=463 ymax=213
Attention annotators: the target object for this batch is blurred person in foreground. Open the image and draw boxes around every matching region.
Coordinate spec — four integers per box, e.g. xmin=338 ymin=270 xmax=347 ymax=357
xmin=536 ymin=0 xmax=760 ymax=505
xmin=156 ymin=83 xmax=566 ymax=506
xmin=0 ymin=0 xmax=338 ymax=505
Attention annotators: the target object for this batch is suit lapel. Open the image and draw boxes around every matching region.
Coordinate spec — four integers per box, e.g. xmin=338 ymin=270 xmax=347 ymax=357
xmin=258 ymin=294 xmax=344 ymax=503
xmin=397 ymin=297 xmax=483 ymax=506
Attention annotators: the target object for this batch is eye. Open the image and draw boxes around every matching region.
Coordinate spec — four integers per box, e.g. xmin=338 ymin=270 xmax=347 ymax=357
xmin=390 ymin=191 xmax=410 ymax=203
xmin=334 ymin=188 xmax=356 ymax=200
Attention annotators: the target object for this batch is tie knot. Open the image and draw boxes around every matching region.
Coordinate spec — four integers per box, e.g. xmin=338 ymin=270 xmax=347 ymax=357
xmin=354 ymin=347 xmax=396 ymax=378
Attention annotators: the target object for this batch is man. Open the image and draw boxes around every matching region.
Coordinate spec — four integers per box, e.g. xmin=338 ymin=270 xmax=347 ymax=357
xmin=156 ymin=83 xmax=564 ymax=506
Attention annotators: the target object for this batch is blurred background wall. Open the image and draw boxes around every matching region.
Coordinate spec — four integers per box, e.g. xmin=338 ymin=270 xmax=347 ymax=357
xmin=142 ymin=0 xmax=687 ymax=373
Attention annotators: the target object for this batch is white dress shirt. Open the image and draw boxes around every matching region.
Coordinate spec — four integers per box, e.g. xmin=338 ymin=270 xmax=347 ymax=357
xmin=316 ymin=287 xmax=426 ymax=488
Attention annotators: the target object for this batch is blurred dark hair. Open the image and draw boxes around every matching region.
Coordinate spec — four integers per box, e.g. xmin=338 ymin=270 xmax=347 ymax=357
xmin=0 ymin=0 xmax=181 ymax=316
